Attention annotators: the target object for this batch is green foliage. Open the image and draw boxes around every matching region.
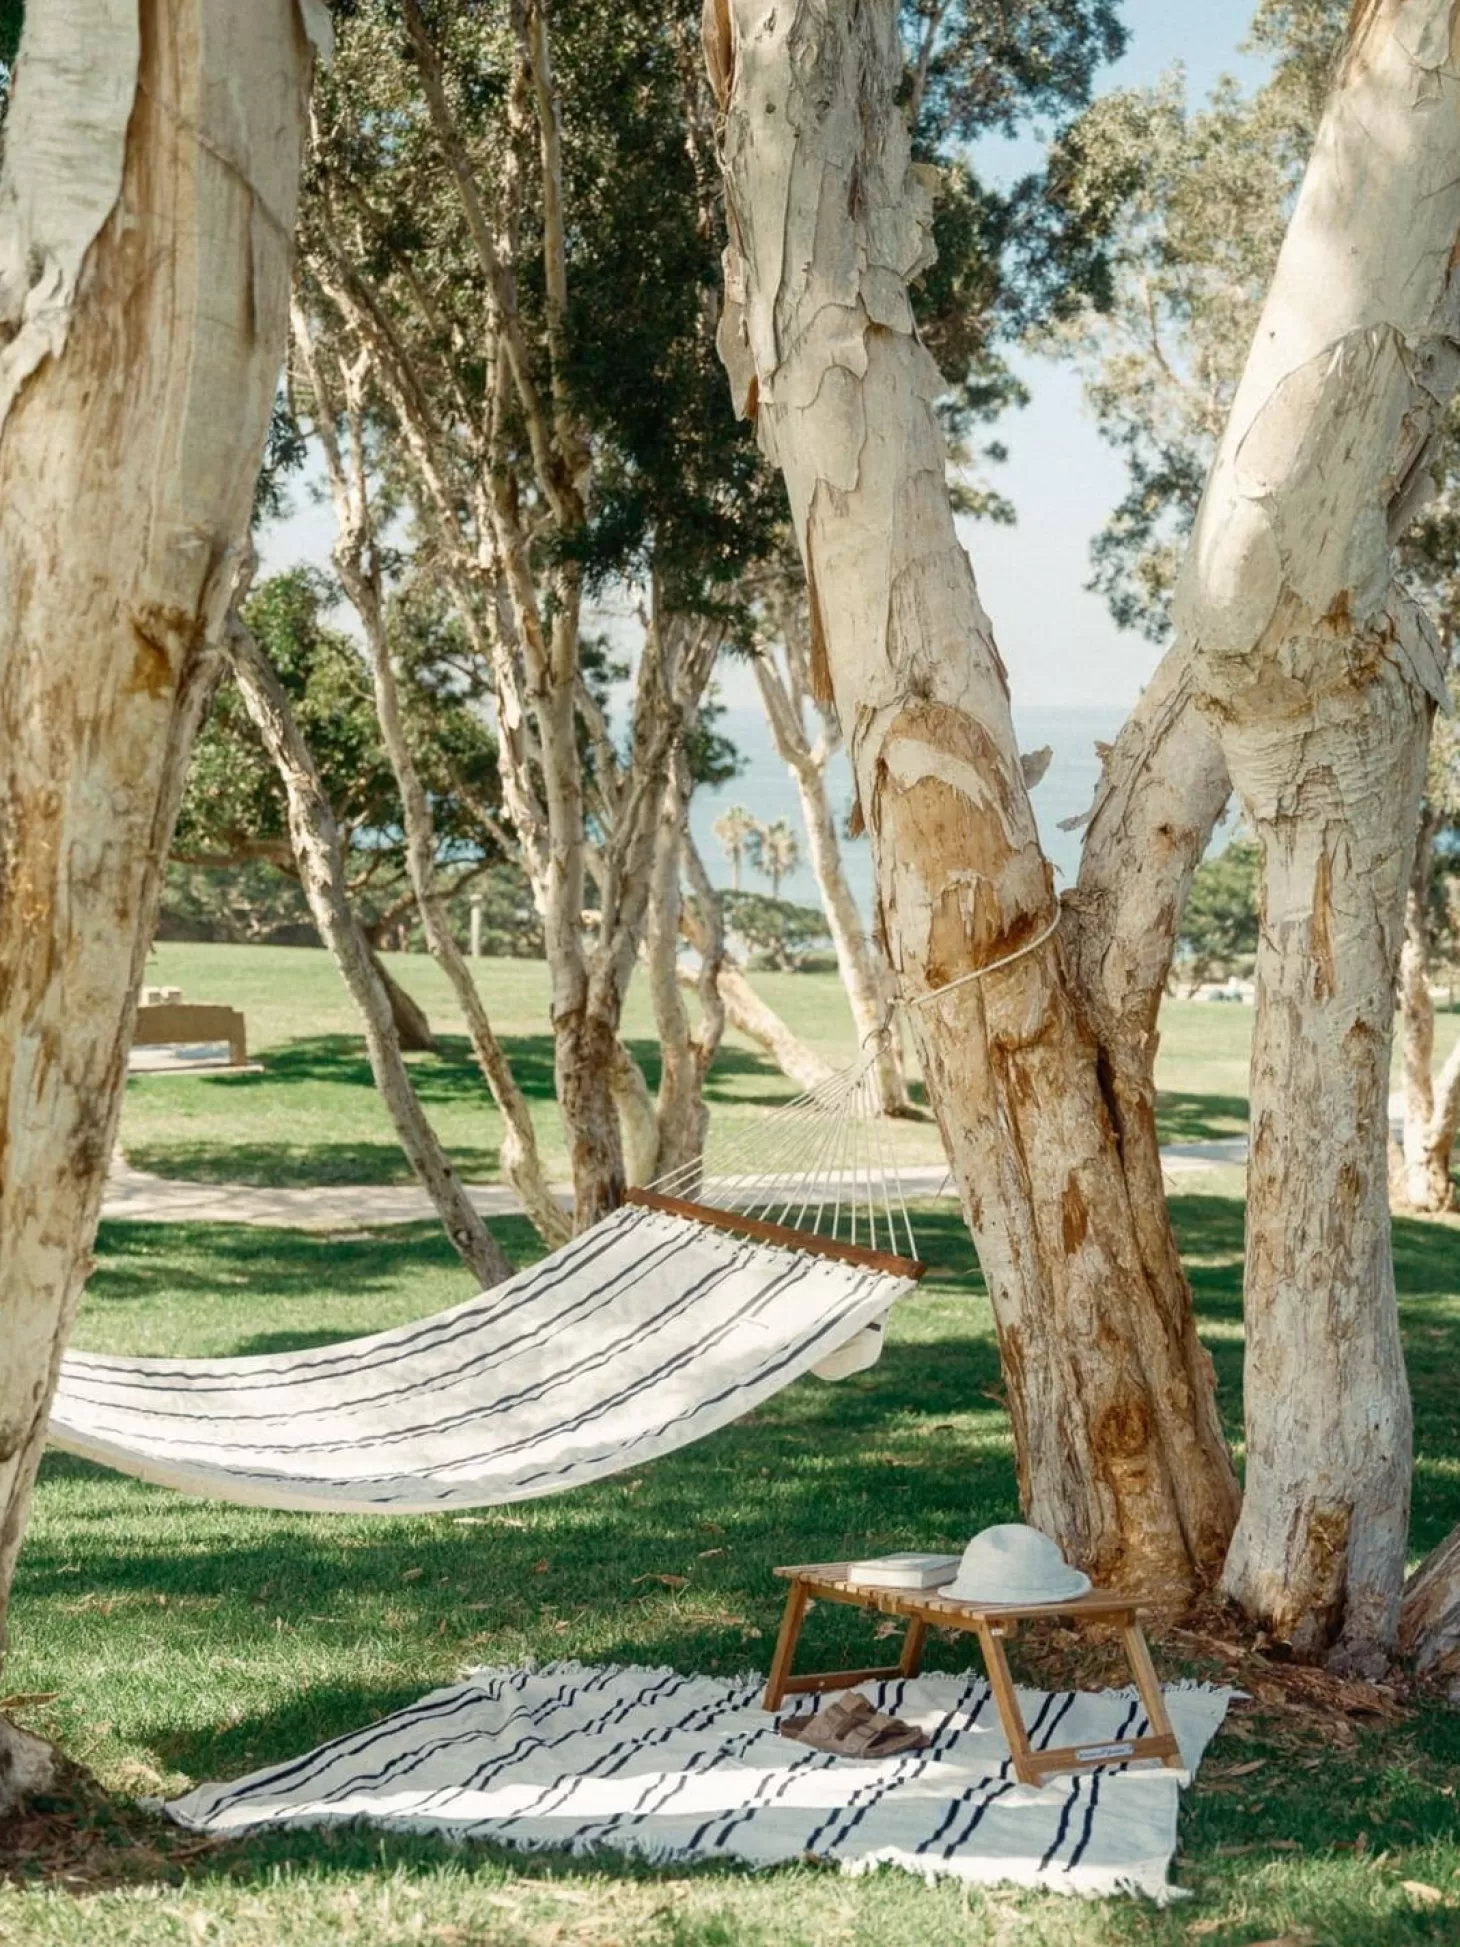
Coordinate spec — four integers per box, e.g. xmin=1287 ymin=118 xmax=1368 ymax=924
xmin=711 ymin=805 xmax=758 ymax=891
xmin=308 ymin=0 xmax=1133 ymax=656
xmin=252 ymin=396 xmax=308 ymax=528
xmin=1179 ymin=837 xmax=1260 ymax=985
xmin=721 ymin=889 xmax=830 ymax=972
xmin=683 ymin=689 xmax=744 ymax=792
xmin=743 ymin=816 xmax=800 ymax=899
xmin=0 ymin=0 xmax=21 ymax=69
xmin=159 ymin=860 xmax=317 ymax=948
xmin=1055 ymin=2 xmax=1346 ymax=637
xmin=442 ymin=862 xmax=543 ymax=960
xmin=169 ymin=570 xmax=505 ymax=942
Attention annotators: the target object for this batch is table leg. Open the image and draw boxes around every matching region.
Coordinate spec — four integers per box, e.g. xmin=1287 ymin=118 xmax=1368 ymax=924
xmin=898 ymin=1615 xmax=928 ymax=1681
xmin=763 ymin=1579 xmax=810 ymax=1711
xmin=1120 ymin=1620 xmax=1183 ymax=1769
xmin=976 ymin=1622 xmax=1038 ymax=1786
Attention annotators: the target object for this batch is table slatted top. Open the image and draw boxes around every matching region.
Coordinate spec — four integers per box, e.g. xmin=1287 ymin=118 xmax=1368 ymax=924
xmin=775 ymin=1562 xmax=1140 ymax=1624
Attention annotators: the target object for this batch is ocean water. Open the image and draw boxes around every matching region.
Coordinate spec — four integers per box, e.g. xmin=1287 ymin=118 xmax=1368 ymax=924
xmin=690 ymin=702 xmax=1133 ymax=918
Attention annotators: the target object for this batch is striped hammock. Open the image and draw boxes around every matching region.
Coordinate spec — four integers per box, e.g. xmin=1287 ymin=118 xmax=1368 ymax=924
xmin=49 ymin=1057 xmax=924 ymax=1514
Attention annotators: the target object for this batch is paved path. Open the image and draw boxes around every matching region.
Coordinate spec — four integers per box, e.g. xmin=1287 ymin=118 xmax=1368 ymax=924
xmin=101 ymin=1144 xmax=1250 ymax=1231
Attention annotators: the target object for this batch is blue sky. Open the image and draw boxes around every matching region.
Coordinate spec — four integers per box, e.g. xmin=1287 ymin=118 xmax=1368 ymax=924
xmin=961 ymin=0 xmax=1267 ymax=708
xmin=264 ymin=2 xmax=1268 ymax=712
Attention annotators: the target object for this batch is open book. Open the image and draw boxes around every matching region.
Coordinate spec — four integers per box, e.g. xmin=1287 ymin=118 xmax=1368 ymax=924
xmin=844 ymin=1552 xmax=959 ymax=1591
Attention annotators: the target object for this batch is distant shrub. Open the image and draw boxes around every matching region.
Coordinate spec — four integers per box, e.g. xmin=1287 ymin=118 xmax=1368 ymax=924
xmin=722 ymin=890 xmax=832 ymax=972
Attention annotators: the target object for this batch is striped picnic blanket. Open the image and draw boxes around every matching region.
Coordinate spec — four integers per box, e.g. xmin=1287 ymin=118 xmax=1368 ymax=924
xmin=165 ymin=1662 xmax=1233 ymax=1900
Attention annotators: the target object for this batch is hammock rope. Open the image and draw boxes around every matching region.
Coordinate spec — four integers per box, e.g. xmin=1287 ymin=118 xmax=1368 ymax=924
xmin=626 ymin=1048 xmax=923 ymax=1276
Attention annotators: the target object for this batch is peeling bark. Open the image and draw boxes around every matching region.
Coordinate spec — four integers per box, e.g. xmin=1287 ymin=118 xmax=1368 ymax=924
xmin=1400 ymin=1520 xmax=1460 ymax=1699
xmin=228 ymin=620 xmax=511 ymax=1286
xmin=709 ymin=0 xmax=1237 ymax=1596
xmin=1173 ymin=0 xmax=1460 ymax=1666
xmin=0 ymin=0 xmax=316 ymax=1711
xmin=1394 ymin=811 xmax=1458 ymax=1211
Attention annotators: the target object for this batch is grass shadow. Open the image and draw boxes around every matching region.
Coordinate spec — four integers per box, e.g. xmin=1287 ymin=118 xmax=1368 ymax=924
xmin=1154 ymin=1091 xmax=1250 ymax=1143
xmin=12 ymin=1194 xmax=1460 ymax=1936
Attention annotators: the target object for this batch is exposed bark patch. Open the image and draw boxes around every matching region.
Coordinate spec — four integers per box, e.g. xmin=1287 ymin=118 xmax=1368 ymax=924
xmin=127 ymin=626 xmax=175 ymax=701
xmin=804 ymin=548 xmax=834 ymax=706
xmin=1061 ymin=1175 xmax=1090 ymax=1254
xmin=1290 ymin=1504 xmax=1353 ymax=1650
xmin=1323 ymin=589 xmax=1353 ymax=633
xmin=1095 ymin=1393 xmax=1154 ymax=1459
xmin=1311 ymin=848 xmax=1337 ymax=1000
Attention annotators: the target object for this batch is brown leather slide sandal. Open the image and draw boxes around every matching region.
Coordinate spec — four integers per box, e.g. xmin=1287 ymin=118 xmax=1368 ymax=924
xmin=778 ymin=1693 xmax=929 ymax=1758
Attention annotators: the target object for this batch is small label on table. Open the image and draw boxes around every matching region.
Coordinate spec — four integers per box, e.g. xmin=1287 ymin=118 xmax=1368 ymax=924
xmin=1073 ymin=1741 xmax=1135 ymax=1763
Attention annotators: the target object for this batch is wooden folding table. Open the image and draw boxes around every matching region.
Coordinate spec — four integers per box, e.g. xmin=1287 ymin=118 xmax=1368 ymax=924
xmin=765 ymin=1561 xmax=1184 ymax=1787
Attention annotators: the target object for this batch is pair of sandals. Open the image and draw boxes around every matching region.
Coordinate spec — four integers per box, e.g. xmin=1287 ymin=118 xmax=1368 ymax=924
xmin=778 ymin=1691 xmax=928 ymax=1759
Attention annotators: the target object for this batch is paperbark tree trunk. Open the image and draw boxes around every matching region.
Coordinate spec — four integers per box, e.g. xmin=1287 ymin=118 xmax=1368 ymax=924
xmin=227 ymin=619 xmax=512 ymax=1286
xmin=0 ymin=0 xmax=322 ymax=1808
xmin=609 ymin=1039 xmax=662 ymax=1188
xmin=1393 ymin=811 xmax=1458 ymax=1211
xmin=646 ymin=756 xmax=727 ymax=1182
xmin=1172 ymin=0 xmax=1460 ymax=1668
xmin=708 ymin=0 xmax=1238 ymax=1597
xmin=1066 ymin=648 xmax=1238 ymax=1539
xmin=754 ymin=642 xmax=911 ymax=1114
xmin=1417 ymin=1040 xmax=1460 ymax=1209
xmin=1400 ymin=1521 xmax=1460 ymax=1700
xmin=361 ymin=571 xmax=570 ymax=1249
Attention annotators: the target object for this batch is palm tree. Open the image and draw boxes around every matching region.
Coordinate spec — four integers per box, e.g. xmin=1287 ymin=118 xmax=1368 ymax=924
xmin=713 ymin=804 xmax=759 ymax=892
xmin=748 ymin=817 xmax=800 ymax=899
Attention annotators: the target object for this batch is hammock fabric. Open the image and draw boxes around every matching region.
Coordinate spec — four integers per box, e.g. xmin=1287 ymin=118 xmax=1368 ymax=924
xmin=49 ymin=1059 xmax=924 ymax=1514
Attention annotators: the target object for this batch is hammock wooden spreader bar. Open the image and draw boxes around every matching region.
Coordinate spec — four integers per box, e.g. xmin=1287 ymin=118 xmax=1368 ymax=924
xmin=624 ymin=1187 xmax=926 ymax=1282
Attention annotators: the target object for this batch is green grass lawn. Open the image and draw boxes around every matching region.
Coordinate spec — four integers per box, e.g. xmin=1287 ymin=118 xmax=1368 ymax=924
xmin=4 ymin=1197 xmax=1460 ymax=1943
xmin=119 ymin=942 xmax=1460 ymax=1187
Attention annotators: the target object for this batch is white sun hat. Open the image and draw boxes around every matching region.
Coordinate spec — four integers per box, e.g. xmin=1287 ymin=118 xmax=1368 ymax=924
xmin=944 ymin=1523 xmax=1091 ymax=1606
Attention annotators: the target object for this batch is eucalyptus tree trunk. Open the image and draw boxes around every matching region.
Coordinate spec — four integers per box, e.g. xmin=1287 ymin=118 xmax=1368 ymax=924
xmin=1172 ymin=0 xmax=1460 ymax=1668
xmin=0 ymin=0 xmax=321 ymax=1808
xmin=754 ymin=643 xmax=911 ymax=1114
xmin=227 ymin=620 xmax=513 ymax=1287
xmin=646 ymin=755 xmax=727 ymax=1182
xmin=677 ymin=882 xmax=837 ymax=1097
xmin=708 ymin=0 xmax=1238 ymax=1598
xmin=290 ymin=311 xmax=569 ymax=1249
xmin=1400 ymin=1521 xmax=1460 ymax=1700
xmin=1418 ymin=1040 xmax=1460 ymax=1208
xmin=1394 ymin=815 xmax=1458 ymax=1212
